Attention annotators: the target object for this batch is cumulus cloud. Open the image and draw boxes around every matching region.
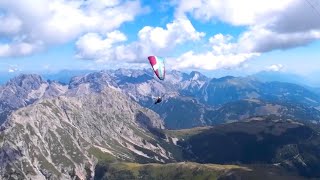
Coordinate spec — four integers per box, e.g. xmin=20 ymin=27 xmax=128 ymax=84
xmin=170 ymin=33 xmax=259 ymax=70
xmin=132 ymin=17 xmax=205 ymax=58
xmin=0 ymin=42 xmax=40 ymax=57
xmin=75 ymin=29 xmax=259 ymax=70
xmin=138 ymin=18 xmax=205 ymax=50
xmin=75 ymin=17 xmax=206 ymax=62
xmin=209 ymin=34 xmax=236 ymax=54
xmin=163 ymin=0 xmax=320 ymax=70
xmin=75 ymin=30 xmax=127 ymax=60
xmin=174 ymin=0 xmax=293 ymax=26
xmin=238 ymin=26 xmax=320 ymax=53
xmin=267 ymin=0 xmax=320 ymax=33
xmin=266 ymin=64 xmax=284 ymax=72
xmin=0 ymin=14 xmax=22 ymax=35
xmin=171 ymin=51 xmax=258 ymax=70
xmin=174 ymin=0 xmax=320 ymax=53
xmin=0 ymin=0 xmax=147 ymax=57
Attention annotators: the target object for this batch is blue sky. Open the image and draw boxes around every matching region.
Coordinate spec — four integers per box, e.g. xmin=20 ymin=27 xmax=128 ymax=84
xmin=0 ymin=0 xmax=320 ymax=78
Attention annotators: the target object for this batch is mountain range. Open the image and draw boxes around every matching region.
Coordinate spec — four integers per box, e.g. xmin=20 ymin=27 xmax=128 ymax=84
xmin=1 ymin=69 xmax=320 ymax=179
xmin=2 ymin=69 xmax=320 ymax=129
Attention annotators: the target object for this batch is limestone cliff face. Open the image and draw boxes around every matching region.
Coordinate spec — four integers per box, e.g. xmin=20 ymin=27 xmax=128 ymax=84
xmin=0 ymin=87 xmax=172 ymax=180
xmin=0 ymin=74 xmax=67 ymax=125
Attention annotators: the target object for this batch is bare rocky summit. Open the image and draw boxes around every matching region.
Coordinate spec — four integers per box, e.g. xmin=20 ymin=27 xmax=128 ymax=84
xmin=0 ymin=74 xmax=67 ymax=125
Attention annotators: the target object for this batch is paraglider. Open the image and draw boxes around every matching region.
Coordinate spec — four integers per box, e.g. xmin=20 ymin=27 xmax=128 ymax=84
xmin=148 ymin=56 xmax=165 ymax=81
xmin=148 ymin=56 xmax=165 ymax=104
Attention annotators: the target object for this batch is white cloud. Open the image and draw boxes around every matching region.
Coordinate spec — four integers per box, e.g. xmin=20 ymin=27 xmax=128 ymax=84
xmin=267 ymin=0 xmax=320 ymax=33
xmin=174 ymin=0 xmax=320 ymax=53
xmin=7 ymin=65 xmax=20 ymax=73
xmin=73 ymin=0 xmax=320 ymax=69
xmin=0 ymin=14 xmax=22 ymax=35
xmin=8 ymin=68 xmax=17 ymax=73
xmin=171 ymin=51 xmax=259 ymax=70
xmin=170 ymin=33 xmax=259 ymax=70
xmin=174 ymin=0 xmax=294 ymax=26
xmin=0 ymin=41 xmax=40 ymax=57
xmin=76 ymin=17 xmax=206 ymax=62
xmin=75 ymin=30 xmax=127 ymax=60
xmin=238 ymin=26 xmax=320 ymax=53
xmin=0 ymin=0 xmax=146 ymax=57
xmin=135 ymin=17 xmax=205 ymax=55
xmin=75 ymin=28 xmax=260 ymax=70
xmin=266 ymin=64 xmax=284 ymax=72
xmin=209 ymin=33 xmax=236 ymax=55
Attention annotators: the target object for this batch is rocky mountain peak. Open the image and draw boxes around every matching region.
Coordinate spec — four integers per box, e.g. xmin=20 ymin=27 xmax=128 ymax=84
xmin=6 ymin=74 xmax=45 ymax=90
xmin=68 ymin=71 xmax=117 ymax=92
xmin=189 ymin=71 xmax=208 ymax=81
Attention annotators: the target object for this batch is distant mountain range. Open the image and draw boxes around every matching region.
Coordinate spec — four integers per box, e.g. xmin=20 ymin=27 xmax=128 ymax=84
xmin=251 ymin=70 xmax=320 ymax=87
xmin=252 ymin=71 xmax=308 ymax=86
xmin=0 ymin=70 xmax=95 ymax=85
xmin=1 ymin=69 xmax=320 ymax=179
xmin=1 ymin=69 xmax=320 ymax=129
xmin=197 ymin=76 xmax=320 ymax=107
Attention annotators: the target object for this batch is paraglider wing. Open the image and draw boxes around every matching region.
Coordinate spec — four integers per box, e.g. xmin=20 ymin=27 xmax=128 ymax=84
xmin=148 ymin=56 xmax=165 ymax=80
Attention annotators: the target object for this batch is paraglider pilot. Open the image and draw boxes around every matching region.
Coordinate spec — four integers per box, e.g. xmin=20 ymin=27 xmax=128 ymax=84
xmin=148 ymin=55 xmax=165 ymax=105
xmin=154 ymin=96 xmax=162 ymax=104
